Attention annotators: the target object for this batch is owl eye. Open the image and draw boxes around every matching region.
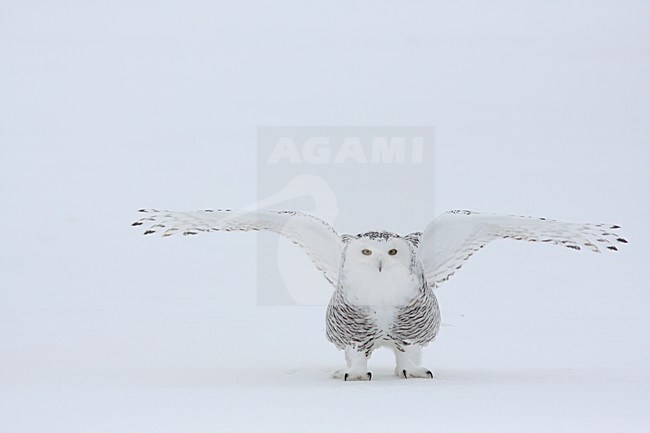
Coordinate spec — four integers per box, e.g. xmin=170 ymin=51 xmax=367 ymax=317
xmin=388 ymin=249 xmax=398 ymax=256
xmin=362 ymin=249 xmax=372 ymax=256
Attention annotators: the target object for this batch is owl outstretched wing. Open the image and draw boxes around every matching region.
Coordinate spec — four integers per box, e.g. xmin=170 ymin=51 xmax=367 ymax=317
xmin=417 ymin=210 xmax=627 ymax=289
xmin=132 ymin=209 xmax=343 ymax=287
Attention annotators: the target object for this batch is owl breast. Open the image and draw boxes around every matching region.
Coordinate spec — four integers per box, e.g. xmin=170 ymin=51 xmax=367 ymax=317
xmin=341 ymin=262 xmax=421 ymax=307
xmin=326 ymin=266 xmax=439 ymax=354
xmin=344 ymin=266 xmax=420 ymax=338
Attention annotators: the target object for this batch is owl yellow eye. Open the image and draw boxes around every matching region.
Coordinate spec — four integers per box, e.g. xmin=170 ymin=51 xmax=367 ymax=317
xmin=388 ymin=249 xmax=398 ymax=256
xmin=362 ymin=249 xmax=372 ymax=256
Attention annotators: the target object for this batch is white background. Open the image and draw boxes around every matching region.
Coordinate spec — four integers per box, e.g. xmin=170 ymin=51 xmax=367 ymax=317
xmin=1 ymin=1 xmax=649 ymax=432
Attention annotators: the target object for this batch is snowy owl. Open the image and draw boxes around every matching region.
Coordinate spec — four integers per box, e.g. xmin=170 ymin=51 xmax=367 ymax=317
xmin=132 ymin=209 xmax=627 ymax=381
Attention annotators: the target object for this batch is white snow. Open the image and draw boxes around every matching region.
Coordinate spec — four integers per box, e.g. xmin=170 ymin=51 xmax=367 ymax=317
xmin=1 ymin=1 xmax=649 ymax=432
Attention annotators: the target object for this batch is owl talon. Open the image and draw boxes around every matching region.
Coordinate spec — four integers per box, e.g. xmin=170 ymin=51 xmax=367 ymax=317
xmin=397 ymin=367 xmax=434 ymax=379
xmin=336 ymin=370 xmax=372 ymax=381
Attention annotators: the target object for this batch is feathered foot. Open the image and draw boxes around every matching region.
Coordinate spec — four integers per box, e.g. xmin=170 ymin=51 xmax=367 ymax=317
xmin=394 ymin=344 xmax=434 ymax=379
xmin=333 ymin=346 xmax=371 ymax=381
xmin=396 ymin=367 xmax=434 ymax=379
xmin=332 ymin=369 xmax=373 ymax=381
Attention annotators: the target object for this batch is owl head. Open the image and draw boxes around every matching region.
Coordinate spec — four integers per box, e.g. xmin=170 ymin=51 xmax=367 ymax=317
xmin=338 ymin=231 xmax=422 ymax=304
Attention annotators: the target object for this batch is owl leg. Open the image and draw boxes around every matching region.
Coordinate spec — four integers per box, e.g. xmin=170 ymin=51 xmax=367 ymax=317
xmin=332 ymin=346 xmax=372 ymax=381
xmin=394 ymin=344 xmax=433 ymax=379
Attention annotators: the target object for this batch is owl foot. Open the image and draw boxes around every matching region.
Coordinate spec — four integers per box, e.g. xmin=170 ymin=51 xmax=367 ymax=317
xmin=332 ymin=369 xmax=372 ymax=381
xmin=396 ymin=367 xmax=434 ymax=379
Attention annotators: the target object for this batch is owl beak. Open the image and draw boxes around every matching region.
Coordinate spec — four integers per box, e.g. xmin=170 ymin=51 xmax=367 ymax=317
xmin=378 ymin=259 xmax=383 ymax=272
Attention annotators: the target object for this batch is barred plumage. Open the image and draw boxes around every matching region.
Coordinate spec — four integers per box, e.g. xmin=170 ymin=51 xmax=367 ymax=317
xmin=326 ymin=277 xmax=441 ymax=356
xmin=325 ymin=288 xmax=380 ymax=356
xmin=391 ymin=283 xmax=440 ymax=350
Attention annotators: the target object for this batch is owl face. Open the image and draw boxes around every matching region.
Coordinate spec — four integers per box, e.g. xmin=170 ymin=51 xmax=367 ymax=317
xmin=340 ymin=233 xmax=420 ymax=305
xmin=343 ymin=233 xmax=414 ymax=275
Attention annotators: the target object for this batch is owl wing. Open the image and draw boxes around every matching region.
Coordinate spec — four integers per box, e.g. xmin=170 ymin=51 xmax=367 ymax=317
xmin=132 ymin=209 xmax=343 ymax=287
xmin=417 ymin=210 xmax=627 ymax=289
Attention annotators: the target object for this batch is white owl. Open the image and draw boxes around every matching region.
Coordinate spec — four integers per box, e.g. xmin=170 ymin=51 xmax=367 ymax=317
xmin=133 ymin=209 xmax=626 ymax=381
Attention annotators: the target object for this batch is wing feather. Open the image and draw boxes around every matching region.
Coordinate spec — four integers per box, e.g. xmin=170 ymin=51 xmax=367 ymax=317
xmin=418 ymin=210 xmax=627 ymax=288
xmin=133 ymin=209 xmax=342 ymax=287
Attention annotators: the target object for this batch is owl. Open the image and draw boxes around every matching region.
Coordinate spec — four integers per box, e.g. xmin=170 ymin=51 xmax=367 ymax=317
xmin=133 ymin=209 xmax=626 ymax=381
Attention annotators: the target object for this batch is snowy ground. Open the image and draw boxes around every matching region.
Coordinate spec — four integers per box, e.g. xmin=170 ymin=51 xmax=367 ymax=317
xmin=2 ymin=242 xmax=648 ymax=433
xmin=1 ymin=1 xmax=649 ymax=432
